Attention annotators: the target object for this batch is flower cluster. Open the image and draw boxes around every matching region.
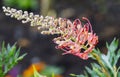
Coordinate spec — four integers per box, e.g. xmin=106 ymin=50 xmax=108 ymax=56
xmin=2 ymin=6 xmax=65 ymax=35
xmin=54 ymin=17 xmax=98 ymax=59
xmin=2 ymin=6 xmax=54 ymax=27
xmin=2 ymin=6 xmax=98 ymax=59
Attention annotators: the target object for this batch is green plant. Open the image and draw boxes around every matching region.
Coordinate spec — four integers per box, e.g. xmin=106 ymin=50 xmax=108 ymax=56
xmin=33 ymin=65 xmax=62 ymax=77
xmin=40 ymin=65 xmax=63 ymax=77
xmin=0 ymin=42 xmax=27 ymax=77
xmin=70 ymin=38 xmax=120 ymax=77
xmin=3 ymin=0 xmax=38 ymax=10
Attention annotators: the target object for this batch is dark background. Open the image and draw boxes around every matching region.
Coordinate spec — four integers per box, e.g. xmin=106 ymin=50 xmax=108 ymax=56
xmin=0 ymin=0 xmax=120 ymax=77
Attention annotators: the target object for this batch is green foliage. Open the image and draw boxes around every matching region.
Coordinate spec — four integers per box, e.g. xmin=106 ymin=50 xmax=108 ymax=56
xmin=0 ymin=42 xmax=27 ymax=77
xmin=33 ymin=65 xmax=63 ymax=77
xmin=40 ymin=65 xmax=63 ymax=77
xmin=33 ymin=65 xmax=46 ymax=77
xmin=71 ymin=38 xmax=120 ymax=77
xmin=3 ymin=0 xmax=38 ymax=10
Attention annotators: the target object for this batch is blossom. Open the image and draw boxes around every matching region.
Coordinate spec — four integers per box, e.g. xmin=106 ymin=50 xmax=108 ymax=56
xmin=54 ymin=17 xmax=98 ymax=60
xmin=2 ymin=6 xmax=98 ymax=59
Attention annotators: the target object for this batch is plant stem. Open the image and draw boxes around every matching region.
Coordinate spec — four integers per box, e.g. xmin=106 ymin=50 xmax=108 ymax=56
xmin=91 ymin=52 xmax=111 ymax=77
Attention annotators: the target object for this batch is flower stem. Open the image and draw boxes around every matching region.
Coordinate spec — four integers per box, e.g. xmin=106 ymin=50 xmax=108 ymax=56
xmin=91 ymin=52 xmax=111 ymax=77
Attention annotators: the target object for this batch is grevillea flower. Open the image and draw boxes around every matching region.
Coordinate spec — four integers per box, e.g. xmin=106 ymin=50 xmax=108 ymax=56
xmin=2 ymin=6 xmax=98 ymax=59
xmin=54 ymin=17 xmax=98 ymax=60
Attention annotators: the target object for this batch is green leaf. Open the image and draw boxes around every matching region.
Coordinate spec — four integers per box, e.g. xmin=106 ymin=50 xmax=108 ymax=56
xmin=70 ymin=73 xmax=77 ymax=76
xmin=106 ymin=38 xmax=119 ymax=66
xmin=113 ymin=49 xmax=120 ymax=66
xmin=33 ymin=65 xmax=45 ymax=77
xmin=40 ymin=66 xmax=63 ymax=76
xmin=85 ymin=67 xmax=99 ymax=77
xmin=118 ymin=71 xmax=120 ymax=77
xmin=17 ymin=53 xmax=27 ymax=61
xmin=0 ymin=42 xmax=27 ymax=76
xmin=14 ymin=48 xmax=21 ymax=59
xmin=76 ymin=75 xmax=85 ymax=77
xmin=101 ymin=54 xmax=113 ymax=70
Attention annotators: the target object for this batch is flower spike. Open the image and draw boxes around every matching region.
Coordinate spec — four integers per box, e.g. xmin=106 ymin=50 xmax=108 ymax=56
xmin=54 ymin=18 xmax=98 ymax=59
xmin=2 ymin=6 xmax=98 ymax=59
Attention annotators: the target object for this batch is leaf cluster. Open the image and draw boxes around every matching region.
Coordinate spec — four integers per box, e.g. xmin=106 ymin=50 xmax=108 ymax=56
xmin=71 ymin=38 xmax=120 ymax=77
xmin=0 ymin=42 xmax=27 ymax=77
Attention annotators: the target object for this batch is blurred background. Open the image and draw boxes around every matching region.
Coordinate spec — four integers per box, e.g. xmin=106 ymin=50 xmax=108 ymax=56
xmin=0 ymin=0 xmax=120 ymax=77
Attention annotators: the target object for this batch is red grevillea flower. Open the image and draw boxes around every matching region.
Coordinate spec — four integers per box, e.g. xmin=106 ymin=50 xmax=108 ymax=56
xmin=54 ymin=17 xmax=98 ymax=60
xmin=3 ymin=7 xmax=98 ymax=59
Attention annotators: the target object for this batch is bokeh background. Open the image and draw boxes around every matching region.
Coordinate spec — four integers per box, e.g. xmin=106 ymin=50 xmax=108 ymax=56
xmin=0 ymin=0 xmax=120 ymax=77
